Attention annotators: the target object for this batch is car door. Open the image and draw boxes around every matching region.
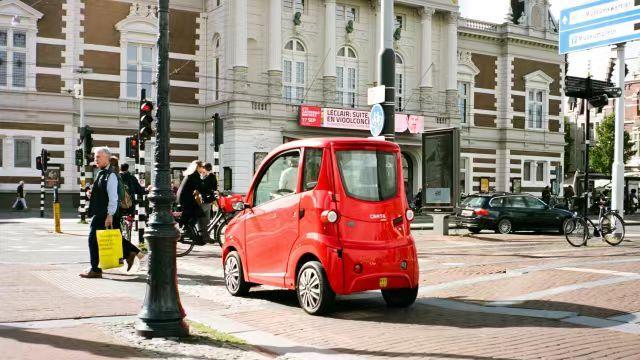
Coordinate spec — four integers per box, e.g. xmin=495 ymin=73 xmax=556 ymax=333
xmin=505 ymin=195 xmax=529 ymax=229
xmin=245 ymin=150 xmax=301 ymax=287
xmin=524 ymin=195 xmax=558 ymax=229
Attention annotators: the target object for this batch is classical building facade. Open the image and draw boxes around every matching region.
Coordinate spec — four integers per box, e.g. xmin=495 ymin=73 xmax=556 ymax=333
xmin=0 ymin=0 xmax=564 ymax=202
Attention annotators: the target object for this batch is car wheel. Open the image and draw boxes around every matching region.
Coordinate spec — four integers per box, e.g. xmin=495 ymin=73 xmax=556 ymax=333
xmin=224 ymin=251 xmax=250 ymax=296
xmin=381 ymin=287 xmax=418 ymax=308
xmin=497 ymin=218 xmax=512 ymax=234
xmin=468 ymin=227 xmax=482 ymax=234
xmin=297 ymin=261 xmax=335 ymax=315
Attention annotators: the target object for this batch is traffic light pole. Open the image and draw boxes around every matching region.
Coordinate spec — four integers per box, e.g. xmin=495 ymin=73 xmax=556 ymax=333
xmin=584 ymin=78 xmax=591 ymax=217
xmin=40 ymin=168 xmax=45 ymax=218
xmin=380 ymin=0 xmax=395 ymax=141
xmin=136 ymin=0 xmax=188 ymax=338
xmin=612 ymin=43 xmax=626 ymax=216
xmin=136 ymin=89 xmax=147 ymax=246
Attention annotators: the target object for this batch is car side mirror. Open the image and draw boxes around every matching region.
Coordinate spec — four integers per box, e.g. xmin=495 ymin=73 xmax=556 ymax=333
xmin=233 ymin=201 xmax=246 ymax=211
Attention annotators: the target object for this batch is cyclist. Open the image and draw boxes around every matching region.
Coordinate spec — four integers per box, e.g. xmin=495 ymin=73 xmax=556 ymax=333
xmin=177 ymin=160 xmax=207 ymax=245
xmin=198 ymin=163 xmax=218 ymax=242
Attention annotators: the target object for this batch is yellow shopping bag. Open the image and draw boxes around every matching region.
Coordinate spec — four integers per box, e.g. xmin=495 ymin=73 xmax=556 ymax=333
xmin=97 ymin=229 xmax=124 ymax=270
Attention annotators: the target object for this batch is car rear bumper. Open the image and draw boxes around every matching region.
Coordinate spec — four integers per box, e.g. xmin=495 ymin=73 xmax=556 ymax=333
xmin=455 ymin=216 xmax=496 ymax=230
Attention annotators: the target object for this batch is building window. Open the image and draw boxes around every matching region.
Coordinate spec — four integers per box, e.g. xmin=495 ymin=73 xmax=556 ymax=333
xmin=0 ymin=29 xmax=27 ymax=88
xmin=284 ymin=0 xmax=304 ymax=13
xmin=283 ymin=39 xmax=306 ymax=104
xmin=213 ymin=34 xmax=221 ymax=101
xmin=458 ymin=82 xmax=470 ymax=124
xmin=395 ymin=54 xmax=404 ymax=111
xmin=337 ymin=46 xmax=357 ymax=108
xmin=126 ymin=44 xmax=154 ymax=99
xmin=336 ymin=5 xmax=357 ymax=22
xmin=523 ymin=160 xmax=548 ymax=185
xmin=527 ymin=89 xmax=545 ymax=129
xmin=460 ymin=157 xmax=470 ymax=195
xmin=14 ymin=139 xmax=31 ymax=168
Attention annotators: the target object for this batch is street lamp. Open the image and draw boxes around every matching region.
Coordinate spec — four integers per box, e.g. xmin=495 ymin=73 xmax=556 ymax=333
xmin=136 ymin=0 xmax=189 ymax=338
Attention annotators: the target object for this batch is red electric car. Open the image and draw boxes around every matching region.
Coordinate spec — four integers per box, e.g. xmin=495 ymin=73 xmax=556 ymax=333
xmin=222 ymin=138 xmax=419 ymax=314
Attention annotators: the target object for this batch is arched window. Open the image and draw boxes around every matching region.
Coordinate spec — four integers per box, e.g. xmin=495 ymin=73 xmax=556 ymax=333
xmin=336 ymin=45 xmax=357 ymax=108
xmin=283 ymin=39 xmax=306 ymax=104
xmin=212 ymin=33 xmax=221 ymax=100
xmin=395 ymin=54 xmax=405 ymax=111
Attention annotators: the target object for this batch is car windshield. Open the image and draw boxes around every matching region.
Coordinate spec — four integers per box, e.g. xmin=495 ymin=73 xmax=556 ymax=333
xmin=336 ymin=150 xmax=397 ymax=201
xmin=461 ymin=196 xmax=487 ymax=208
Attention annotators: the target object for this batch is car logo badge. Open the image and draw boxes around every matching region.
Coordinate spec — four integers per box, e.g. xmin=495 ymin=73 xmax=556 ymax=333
xmin=379 ymin=277 xmax=388 ymax=288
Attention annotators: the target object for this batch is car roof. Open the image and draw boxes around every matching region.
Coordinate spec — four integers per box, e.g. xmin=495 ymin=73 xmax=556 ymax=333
xmin=467 ymin=192 xmax=533 ymax=198
xmin=271 ymin=137 xmax=400 ymax=153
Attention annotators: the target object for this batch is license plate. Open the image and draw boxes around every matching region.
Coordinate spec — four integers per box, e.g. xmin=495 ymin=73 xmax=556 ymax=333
xmin=379 ymin=277 xmax=388 ymax=288
xmin=461 ymin=210 xmax=473 ymax=216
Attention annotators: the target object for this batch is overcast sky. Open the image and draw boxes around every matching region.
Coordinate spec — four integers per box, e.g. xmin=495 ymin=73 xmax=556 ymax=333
xmin=459 ymin=0 xmax=639 ymax=82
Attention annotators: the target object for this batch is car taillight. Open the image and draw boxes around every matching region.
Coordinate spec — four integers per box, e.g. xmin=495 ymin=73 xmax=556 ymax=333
xmin=321 ymin=210 xmax=339 ymax=223
xmin=474 ymin=208 xmax=489 ymax=216
xmin=406 ymin=209 xmax=415 ymax=221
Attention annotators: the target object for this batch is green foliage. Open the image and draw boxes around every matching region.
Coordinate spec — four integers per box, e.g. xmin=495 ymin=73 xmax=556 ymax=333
xmin=564 ymin=117 xmax=574 ymax=175
xmin=590 ymin=113 xmax=634 ymax=174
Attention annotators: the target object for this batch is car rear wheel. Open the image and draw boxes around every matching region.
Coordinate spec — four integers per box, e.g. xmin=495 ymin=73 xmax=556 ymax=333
xmin=224 ymin=251 xmax=250 ymax=296
xmin=297 ymin=261 xmax=335 ymax=315
xmin=497 ymin=218 xmax=512 ymax=234
xmin=381 ymin=287 xmax=418 ymax=308
xmin=468 ymin=227 xmax=481 ymax=234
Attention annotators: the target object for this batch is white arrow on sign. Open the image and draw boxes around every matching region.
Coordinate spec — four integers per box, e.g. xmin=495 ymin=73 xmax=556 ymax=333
xmin=569 ymin=0 xmax=639 ymax=27
xmin=569 ymin=17 xmax=640 ymax=47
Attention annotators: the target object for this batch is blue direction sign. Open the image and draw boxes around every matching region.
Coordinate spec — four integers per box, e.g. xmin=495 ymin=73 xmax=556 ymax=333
xmin=559 ymin=0 xmax=640 ymax=54
xmin=369 ymin=104 xmax=384 ymax=137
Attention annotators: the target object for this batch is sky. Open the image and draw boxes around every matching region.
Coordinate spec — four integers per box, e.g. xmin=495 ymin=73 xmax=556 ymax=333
xmin=458 ymin=0 xmax=640 ymax=83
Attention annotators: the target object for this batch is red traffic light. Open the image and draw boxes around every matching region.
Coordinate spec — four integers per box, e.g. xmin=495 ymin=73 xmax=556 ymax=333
xmin=141 ymin=100 xmax=153 ymax=112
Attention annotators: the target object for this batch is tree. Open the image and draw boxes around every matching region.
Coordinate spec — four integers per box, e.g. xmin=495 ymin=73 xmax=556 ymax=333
xmin=590 ymin=113 xmax=634 ymax=175
xmin=564 ymin=117 xmax=574 ymax=176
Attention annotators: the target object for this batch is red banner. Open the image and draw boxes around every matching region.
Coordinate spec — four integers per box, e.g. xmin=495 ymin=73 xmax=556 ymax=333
xmin=299 ymin=106 xmax=322 ymax=127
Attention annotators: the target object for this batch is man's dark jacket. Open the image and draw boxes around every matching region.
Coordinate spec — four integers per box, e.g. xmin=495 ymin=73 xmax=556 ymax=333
xmin=199 ymin=174 xmax=218 ymax=203
xmin=121 ymin=171 xmax=145 ymax=199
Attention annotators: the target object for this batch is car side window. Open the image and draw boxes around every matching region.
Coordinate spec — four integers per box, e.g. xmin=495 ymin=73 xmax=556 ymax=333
xmin=490 ymin=197 xmax=504 ymax=208
xmin=302 ymin=148 xmax=323 ymax=191
xmin=525 ymin=196 xmax=546 ymax=209
xmin=253 ymin=151 xmax=300 ymax=206
xmin=510 ymin=196 xmax=527 ymax=208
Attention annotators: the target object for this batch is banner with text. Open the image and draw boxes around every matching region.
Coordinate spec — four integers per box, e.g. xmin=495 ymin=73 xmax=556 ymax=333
xmin=299 ymin=105 xmax=423 ymax=134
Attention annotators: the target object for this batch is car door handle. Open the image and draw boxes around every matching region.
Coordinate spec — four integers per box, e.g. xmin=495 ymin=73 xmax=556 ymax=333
xmin=299 ymin=209 xmax=305 ymax=219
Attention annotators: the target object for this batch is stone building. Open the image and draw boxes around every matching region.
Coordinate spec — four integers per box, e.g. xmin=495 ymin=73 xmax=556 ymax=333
xmin=0 ymin=0 xmax=565 ymax=205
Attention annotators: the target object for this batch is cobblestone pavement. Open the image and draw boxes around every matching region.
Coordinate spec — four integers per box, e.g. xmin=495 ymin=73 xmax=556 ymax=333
xmin=1 ymin=216 xmax=640 ymax=359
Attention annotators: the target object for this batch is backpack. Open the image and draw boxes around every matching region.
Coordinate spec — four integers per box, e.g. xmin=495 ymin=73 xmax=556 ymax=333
xmin=116 ymin=173 xmax=133 ymax=210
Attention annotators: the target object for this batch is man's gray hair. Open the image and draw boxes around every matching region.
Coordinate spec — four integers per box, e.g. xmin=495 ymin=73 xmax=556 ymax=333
xmin=94 ymin=146 xmax=111 ymax=157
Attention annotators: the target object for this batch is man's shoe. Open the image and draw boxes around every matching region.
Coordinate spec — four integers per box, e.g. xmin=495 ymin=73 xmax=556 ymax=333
xmin=79 ymin=270 xmax=102 ymax=278
xmin=126 ymin=252 xmax=137 ymax=271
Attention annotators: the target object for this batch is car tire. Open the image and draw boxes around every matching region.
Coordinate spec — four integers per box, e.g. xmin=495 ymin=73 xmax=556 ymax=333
xmin=381 ymin=287 xmax=418 ymax=308
xmin=468 ymin=227 xmax=482 ymax=234
xmin=297 ymin=261 xmax=335 ymax=315
xmin=497 ymin=218 xmax=512 ymax=234
xmin=224 ymin=251 xmax=250 ymax=296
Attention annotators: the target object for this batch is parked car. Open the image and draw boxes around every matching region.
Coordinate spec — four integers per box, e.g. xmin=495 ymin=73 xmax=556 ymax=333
xmin=222 ymin=138 xmax=419 ymax=314
xmin=454 ymin=192 xmax=574 ymax=234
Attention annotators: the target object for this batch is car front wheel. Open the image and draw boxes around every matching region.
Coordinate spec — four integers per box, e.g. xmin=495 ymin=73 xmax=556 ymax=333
xmin=497 ymin=218 xmax=512 ymax=234
xmin=381 ymin=287 xmax=418 ymax=308
xmin=297 ymin=261 xmax=335 ymax=315
xmin=224 ymin=251 xmax=250 ymax=296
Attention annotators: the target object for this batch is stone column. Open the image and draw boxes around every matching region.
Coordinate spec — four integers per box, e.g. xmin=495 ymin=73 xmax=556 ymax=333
xmin=268 ymin=0 xmax=283 ymax=99
xmin=231 ymin=0 xmax=248 ymax=95
xmin=445 ymin=11 xmax=459 ymax=120
xmin=323 ymin=0 xmax=337 ymax=104
xmin=419 ymin=7 xmax=434 ymax=112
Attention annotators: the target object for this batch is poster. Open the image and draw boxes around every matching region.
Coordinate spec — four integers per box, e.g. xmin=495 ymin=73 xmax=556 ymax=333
xmin=480 ymin=178 xmax=490 ymax=193
xmin=422 ymin=129 xmax=459 ymax=211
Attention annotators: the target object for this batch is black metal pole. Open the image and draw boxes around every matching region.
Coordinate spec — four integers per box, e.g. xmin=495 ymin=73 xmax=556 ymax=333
xmin=136 ymin=0 xmax=188 ymax=339
xmin=380 ymin=0 xmax=395 ymax=141
xmin=583 ymin=77 xmax=591 ymax=216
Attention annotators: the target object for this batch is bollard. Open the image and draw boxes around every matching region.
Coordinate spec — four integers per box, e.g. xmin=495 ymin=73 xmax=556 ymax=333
xmin=53 ymin=186 xmax=61 ymax=233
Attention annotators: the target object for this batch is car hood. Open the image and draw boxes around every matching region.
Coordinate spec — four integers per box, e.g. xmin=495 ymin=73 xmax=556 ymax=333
xmin=551 ymin=207 xmax=574 ymax=216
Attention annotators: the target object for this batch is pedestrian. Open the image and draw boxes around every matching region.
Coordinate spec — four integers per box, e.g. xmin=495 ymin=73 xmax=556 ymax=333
xmin=12 ymin=181 xmax=28 ymax=211
xmin=177 ymin=160 xmax=206 ymax=245
xmin=631 ymin=189 xmax=638 ymax=214
xmin=541 ymin=185 xmax=551 ymax=205
xmin=198 ymin=162 xmax=218 ymax=242
xmin=119 ymin=163 xmax=146 ymax=216
xmin=564 ymin=185 xmax=575 ymax=210
xmin=80 ymin=147 xmax=140 ymax=279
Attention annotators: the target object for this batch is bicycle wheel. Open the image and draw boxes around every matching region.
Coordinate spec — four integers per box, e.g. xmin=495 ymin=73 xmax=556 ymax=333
xmin=601 ymin=212 xmax=625 ymax=246
xmin=565 ymin=218 xmax=587 ymax=247
xmin=176 ymin=224 xmax=195 ymax=257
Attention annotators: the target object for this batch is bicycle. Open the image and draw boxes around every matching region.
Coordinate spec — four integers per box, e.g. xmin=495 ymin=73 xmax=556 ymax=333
xmin=175 ymin=193 xmax=243 ymax=257
xmin=564 ymin=196 xmax=625 ymax=247
xmin=119 ymin=213 xmax=134 ymax=244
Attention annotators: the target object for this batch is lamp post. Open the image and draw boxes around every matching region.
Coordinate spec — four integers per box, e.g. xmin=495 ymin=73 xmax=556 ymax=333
xmin=136 ymin=0 xmax=189 ymax=338
xmin=380 ymin=0 xmax=395 ymax=141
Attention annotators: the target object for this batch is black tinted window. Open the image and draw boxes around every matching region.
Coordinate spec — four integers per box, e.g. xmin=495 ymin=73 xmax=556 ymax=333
xmin=509 ymin=196 xmax=527 ymax=208
xmin=302 ymin=148 xmax=323 ymax=191
xmin=489 ymin=197 xmax=505 ymax=208
xmin=525 ymin=196 xmax=545 ymax=209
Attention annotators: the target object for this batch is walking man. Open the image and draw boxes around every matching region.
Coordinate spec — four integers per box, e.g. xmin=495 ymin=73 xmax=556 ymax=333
xmin=80 ymin=147 xmax=138 ymax=279
xmin=12 ymin=181 xmax=27 ymax=211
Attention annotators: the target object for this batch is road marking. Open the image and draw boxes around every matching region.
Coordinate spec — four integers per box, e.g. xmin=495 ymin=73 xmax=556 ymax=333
xmin=487 ymin=276 xmax=640 ymax=306
xmin=418 ymin=297 xmax=577 ymax=320
xmin=562 ymin=316 xmax=640 ymax=335
xmin=608 ymin=312 xmax=640 ymax=324
xmin=558 ymin=267 xmax=640 ymax=277
xmin=14 ymin=249 xmax=85 ymax=252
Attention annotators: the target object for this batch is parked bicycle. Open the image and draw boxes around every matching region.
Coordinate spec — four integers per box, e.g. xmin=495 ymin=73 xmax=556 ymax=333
xmin=564 ymin=194 xmax=625 ymax=247
xmin=175 ymin=193 xmax=243 ymax=257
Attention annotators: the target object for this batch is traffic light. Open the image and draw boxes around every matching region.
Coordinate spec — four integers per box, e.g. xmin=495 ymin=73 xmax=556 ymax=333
xmin=213 ymin=113 xmax=223 ymax=151
xmin=41 ymin=149 xmax=50 ymax=172
xmin=140 ymin=100 xmax=154 ymax=141
xmin=36 ymin=156 xmax=42 ymax=171
xmin=75 ymin=149 xmax=84 ymax=166
xmin=126 ymin=135 xmax=139 ymax=159
xmin=79 ymin=125 xmax=93 ymax=160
